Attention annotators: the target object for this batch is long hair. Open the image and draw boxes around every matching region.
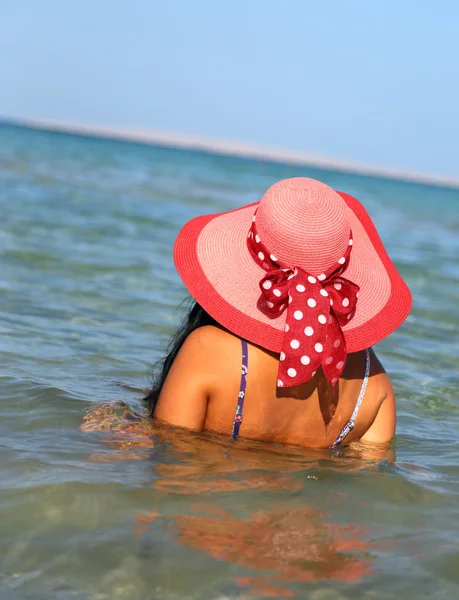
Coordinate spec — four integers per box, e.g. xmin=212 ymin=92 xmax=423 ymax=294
xmin=143 ymin=299 xmax=218 ymax=416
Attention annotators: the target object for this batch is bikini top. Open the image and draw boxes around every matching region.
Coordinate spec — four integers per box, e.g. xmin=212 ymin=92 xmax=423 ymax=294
xmin=231 ymin=340 xmax=370 ymax=447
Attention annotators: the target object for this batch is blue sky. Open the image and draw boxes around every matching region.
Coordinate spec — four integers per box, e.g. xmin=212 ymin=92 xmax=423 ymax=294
xmin=1 ymin=0 xmax=458 ymax=177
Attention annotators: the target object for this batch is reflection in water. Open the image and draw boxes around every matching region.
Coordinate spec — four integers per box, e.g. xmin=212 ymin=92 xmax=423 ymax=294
xmin=82 ymin=402 xmax=380 ymax=595
xmin=81 ymin=401 xmax=155 ymax=461
xmin=136 ymin=505 xmax=372 ymax=596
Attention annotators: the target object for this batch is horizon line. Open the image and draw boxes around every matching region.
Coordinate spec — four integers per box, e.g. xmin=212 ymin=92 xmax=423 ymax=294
xmin=3 ymin=116 xmax=459 ymax=190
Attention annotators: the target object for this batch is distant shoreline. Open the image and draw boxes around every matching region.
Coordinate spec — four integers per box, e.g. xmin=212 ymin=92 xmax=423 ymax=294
xmin=3 ymin=117 xmax=459 ymax=189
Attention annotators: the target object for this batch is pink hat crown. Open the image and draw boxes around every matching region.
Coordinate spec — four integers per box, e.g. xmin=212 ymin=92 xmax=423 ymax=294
xmin=255 ymin=178 xmax=351 ymax=274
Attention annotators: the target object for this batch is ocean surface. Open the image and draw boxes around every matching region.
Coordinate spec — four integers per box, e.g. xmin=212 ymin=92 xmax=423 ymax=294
xmin=1 ymin=123 xmax=459 ymax=600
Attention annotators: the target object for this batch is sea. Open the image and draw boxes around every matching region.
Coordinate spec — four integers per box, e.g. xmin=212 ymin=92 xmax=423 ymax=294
xmin=1 ymin=122 xmax=459 ymax=600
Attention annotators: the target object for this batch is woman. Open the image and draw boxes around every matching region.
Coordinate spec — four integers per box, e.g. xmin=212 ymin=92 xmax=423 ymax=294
xmin=144 ymin=177 xmax=411 ymax=449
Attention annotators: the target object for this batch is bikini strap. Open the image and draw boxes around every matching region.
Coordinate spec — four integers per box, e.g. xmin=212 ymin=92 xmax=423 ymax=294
xmin=332 ymin=348 xmax=371 ymax=447
xmin=231 ymin=339 xmax=248 ymax=440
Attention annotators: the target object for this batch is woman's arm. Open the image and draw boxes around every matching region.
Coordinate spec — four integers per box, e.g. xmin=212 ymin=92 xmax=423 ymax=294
xmin=153 ymin=326 xmax=218 ymax=430
xmin=359 ymin=385 xmax=396 ymax=445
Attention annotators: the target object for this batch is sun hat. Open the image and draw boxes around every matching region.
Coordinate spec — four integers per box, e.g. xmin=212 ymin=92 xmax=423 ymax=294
xmin=174 ymin=177 xmax=412 ymax=388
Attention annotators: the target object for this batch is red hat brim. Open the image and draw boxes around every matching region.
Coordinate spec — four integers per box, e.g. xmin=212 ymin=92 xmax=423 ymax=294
xmin=174 ymin=191 xmax=412 ymax=353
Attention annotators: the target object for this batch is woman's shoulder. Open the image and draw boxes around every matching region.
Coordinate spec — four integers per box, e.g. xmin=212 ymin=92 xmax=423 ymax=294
xmin=181 ymin=324 xmax=242 ymax=356
xmin=170 ymin=325 xmax=244 ymax=385
xmin=356 ymin=348 xmax=396 ymax=445
xmin=367 ymin=347 xmax=393 ymax=400
xmin=344 ymin=347 xmax=391 ymax=390
xmin=153 ymin=325 xmax=244 ymax=430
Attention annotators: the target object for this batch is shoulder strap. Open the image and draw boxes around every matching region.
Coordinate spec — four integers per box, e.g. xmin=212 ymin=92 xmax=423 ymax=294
xmin=231 ymin=339 xmax=248 ymax=440
xmin=332 ymin=348 xmax=371 ymax=447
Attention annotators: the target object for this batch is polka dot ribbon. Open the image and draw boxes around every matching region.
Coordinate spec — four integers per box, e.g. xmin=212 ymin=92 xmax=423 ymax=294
xmin=247 ymin=212 xmax=360 ymax=388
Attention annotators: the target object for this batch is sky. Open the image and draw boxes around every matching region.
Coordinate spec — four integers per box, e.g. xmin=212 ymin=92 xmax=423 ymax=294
xmin=1 ymin=0 xmax=459 ymax=178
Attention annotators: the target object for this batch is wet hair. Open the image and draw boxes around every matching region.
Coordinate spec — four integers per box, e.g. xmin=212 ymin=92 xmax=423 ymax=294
xmin=143 ymin=299 xmax=218 ymax=416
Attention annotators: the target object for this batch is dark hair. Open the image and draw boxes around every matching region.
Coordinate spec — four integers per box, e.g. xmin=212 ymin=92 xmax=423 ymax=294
xmin=143 ymin=299 xmax=218 ymax=416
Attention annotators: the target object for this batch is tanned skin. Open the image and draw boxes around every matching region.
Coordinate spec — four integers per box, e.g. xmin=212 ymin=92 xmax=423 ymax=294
xmin=154 ymin=325 xmax=395 ymax=450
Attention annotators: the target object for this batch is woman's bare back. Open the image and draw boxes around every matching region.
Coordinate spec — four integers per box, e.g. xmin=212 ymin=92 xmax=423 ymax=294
xmin=154 ymin=325 xmax=395 ymax=448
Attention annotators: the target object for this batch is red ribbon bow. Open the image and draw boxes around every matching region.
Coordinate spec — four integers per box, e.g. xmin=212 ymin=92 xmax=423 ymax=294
xmin=247 ymin=213 xmax=359 ymax=388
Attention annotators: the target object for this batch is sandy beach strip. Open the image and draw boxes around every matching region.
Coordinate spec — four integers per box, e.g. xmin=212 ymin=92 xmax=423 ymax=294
xmin=3 ymin=117 xmax=459 ymax=189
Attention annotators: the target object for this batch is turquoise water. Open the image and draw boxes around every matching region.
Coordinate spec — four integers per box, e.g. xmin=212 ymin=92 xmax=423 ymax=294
xmin=1 ymin=123 xmax=459 ymax=599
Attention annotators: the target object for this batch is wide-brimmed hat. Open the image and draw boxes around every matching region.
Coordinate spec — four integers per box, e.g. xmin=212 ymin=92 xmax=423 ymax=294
xmin=174 ymin=177 xmax=411 ymax=386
